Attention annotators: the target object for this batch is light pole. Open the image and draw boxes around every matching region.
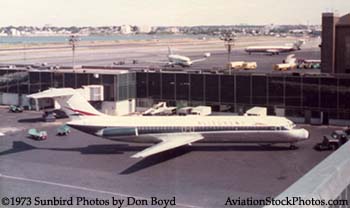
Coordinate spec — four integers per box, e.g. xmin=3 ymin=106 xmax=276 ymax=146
xmin=68 ymin=35 xmax=79 ymax=68
xmin=22 ymin=41 xmax=26 ymax=62
xmin=220 ymin=31 xmax=236 ymax=73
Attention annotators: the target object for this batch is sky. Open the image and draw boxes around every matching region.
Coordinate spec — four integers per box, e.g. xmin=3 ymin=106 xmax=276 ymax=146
xmin=1 ymin=0 xmax=350 ymax=26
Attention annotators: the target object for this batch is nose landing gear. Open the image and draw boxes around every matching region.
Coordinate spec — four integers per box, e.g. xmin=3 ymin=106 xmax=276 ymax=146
xmin=289 ymin=143 xmax=298 ymax=150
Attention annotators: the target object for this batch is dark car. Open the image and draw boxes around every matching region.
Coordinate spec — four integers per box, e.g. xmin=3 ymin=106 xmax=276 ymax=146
xmin=9 ymin=105 xmax=24 ymax=113
xmin=315 ymin=130 xmax=349 ymax=151
xmin=42 ymin=111 xmax=56 ymax=122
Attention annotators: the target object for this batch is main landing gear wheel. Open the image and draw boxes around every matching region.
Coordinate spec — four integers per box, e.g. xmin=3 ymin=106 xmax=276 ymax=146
xmin=289 ymin=144 xmax=298 ymax=150
xmin=259 ymin=144 xmax=272 ymax=148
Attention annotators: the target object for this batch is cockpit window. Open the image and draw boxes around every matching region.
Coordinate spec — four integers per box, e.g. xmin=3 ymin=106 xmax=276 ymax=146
xmin=286 ymin=121 xmax=296 ymax=129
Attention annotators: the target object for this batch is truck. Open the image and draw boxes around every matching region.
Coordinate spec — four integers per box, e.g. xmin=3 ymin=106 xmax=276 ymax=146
xmin=273 ymin=54 xmax=297 ymax=71
xmin=273 ymin=63 xmax=297 ymax=71
xmin=297 ymin=59 xmax=321 ymax=69
xmin=227 ymin=61 xmax=257 ymax=70
xmin=178 ymin=106 xmax=212 ymax=116
xmin=315 ymin=129 xmax=350 ymax=151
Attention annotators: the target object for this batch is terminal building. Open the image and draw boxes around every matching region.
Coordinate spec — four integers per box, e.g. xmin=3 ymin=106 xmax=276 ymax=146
xmin=0 ymin=67 xmax=350 ymax=125
xmin=0 ymin=12 xmax=350 ymax=125
xmin=322 ymin=13 xmax=350 ymax=73
xmin=0 ymin=68 xmax=136 ymax=116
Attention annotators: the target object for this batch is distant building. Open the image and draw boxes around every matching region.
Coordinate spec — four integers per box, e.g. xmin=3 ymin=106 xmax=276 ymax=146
xmin=155 ymin=27 xmax=180 ymax=34
xmin=120 ymin=25 xmax=132 ymax=34
xmin=9 ymin=28 xmax=21 ymax=36
xmin=0 ymin=31 xmax=7 ymax=36
xmin=166 ymin=27 xmax=179 ymax=34
xmin=135 ymin=25 xmax=151 ymax=34
xmin=321 ymin=13 xmax=350 ymax=74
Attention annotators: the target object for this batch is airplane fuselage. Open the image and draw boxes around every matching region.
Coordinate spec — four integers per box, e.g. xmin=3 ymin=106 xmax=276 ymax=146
xmin=245 ymin=46 xmax=296 ymax=55
xmin=28 ymin=87 xmax=309 ymax=158
xmin=67 ymin=115 xmax=309 ymax=144
xmin=167 ymin=54 xmax=192 ymax=67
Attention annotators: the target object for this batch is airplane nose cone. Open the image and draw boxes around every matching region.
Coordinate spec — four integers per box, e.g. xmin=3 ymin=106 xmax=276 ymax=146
xmin=302 ymin=129 xmax=310 ymax=140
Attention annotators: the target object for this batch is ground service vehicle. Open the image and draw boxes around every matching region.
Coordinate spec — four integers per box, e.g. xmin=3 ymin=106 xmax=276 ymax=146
xmin=297 ymin=59 xmax=321 ymax=69
xmin=9 ymin=105 xmax=23 ymax=113
xmin=227 ymin=61 xmax=257 ymax=70
xmin=28 ymin=128 xmax=48 ymax=140
xmin=315 ymin=130 xmax=350 ymax=151
xmin=273 ymin=54 xmax=297 ymax=71
xmin=57 ymin=125 xmax=71 ymax=136
xmin=273 ymin=63 xmax=297 ymax=71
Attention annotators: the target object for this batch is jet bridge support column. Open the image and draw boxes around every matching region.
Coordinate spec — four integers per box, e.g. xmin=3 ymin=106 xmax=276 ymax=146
xmin=29 ymin=98 xmax=39 ymax=111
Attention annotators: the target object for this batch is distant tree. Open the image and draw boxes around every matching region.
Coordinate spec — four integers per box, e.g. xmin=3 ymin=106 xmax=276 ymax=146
xmin=68 ymin=26 xmax=80 ymax=34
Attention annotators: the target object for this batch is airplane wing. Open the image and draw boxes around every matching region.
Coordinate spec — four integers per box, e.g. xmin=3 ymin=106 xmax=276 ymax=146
xmin=144 ymin=60 xmax=172 ymax=65
xmin=191 ymin=53 xmax=210 ymax=63
xmin=191 ymin=58 xmax=207 ymax=63
xmin=131 ymin=133 xmax=204 ymax=158
xmin=266 ymin=49 xmax=280 ymax=54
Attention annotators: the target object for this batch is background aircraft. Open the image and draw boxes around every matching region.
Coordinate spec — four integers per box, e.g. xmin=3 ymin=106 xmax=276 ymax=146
xmin=245 ymin=39 xmax=305 ymax=55
xmin=150 ymin=47 xmax=211 ymax=67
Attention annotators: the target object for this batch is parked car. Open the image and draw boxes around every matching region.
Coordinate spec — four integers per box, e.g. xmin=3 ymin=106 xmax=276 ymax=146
xmin=57 ymin=125 xmax=71 ymax=136
xmin=315 ymin=129 xmax=350 ymax=151
xmin=42 ymin=111 xmax=56 ymax=122
xmin=9 ymin=105 xmax=23 ymax=113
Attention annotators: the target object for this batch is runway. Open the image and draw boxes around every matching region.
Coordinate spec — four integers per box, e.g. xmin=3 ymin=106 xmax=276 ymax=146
xmin=0 ymin=36 xmax=320 ymax=74
xmin=0 ymin=108 xmax=334 ymax=207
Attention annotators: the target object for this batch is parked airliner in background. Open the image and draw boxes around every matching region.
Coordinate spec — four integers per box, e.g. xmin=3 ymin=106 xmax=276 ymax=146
xmin=28 ymin=88 xmax=309 ymax=158
xmin=245 ymin=39 xmax=305 ymax=55
xmin=152 ymin=47 xmax=211 ymax=67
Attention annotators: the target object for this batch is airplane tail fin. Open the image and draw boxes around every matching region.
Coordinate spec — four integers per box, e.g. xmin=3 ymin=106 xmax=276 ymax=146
xmin=293 ymin=39 xmax=305 ymax=50
xmin=284 ymin=54 xmax=297 ymax=64
xmin=27 ymin=88 xmax=103 ymax=118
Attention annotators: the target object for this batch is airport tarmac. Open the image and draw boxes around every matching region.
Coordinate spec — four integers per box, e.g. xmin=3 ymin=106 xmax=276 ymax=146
xmin=0 ymin=36 xmax=320 ymax=73
xmin=0 ymin=108 xmax=335 ymax=207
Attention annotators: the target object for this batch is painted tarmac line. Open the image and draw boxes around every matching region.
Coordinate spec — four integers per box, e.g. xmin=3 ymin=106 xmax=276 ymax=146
xmin=0 ymin=173 xmax=202 ymax=208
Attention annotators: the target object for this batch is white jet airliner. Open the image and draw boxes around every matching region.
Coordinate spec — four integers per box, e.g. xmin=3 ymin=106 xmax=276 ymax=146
xmin=245 ymin=39 xmax=305 ymax=55
xmin=28 ymin=88 xmax=309 ymax=158
xmin=152 ymin=47 xmax=211 ymax=67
